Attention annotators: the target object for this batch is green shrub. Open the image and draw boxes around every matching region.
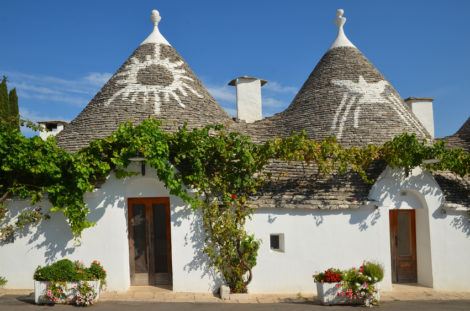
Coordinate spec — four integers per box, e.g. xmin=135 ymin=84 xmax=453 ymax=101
xmin=342 ymin=267 xmax=365 ymax=285
xmin=0 ymin=276 xmax=7 ymax=287
xmin=74 ymin=260 xmax=94 ymax=281
xmin=88 ymin=261 xmax=106 ymax=283
xmin=34 ymin=259 xmax=77 ymax=281
xmin=33 ymin=259 xmax=106 ymax=283
xmin=362 ymin=261 xmax=384 ymax=282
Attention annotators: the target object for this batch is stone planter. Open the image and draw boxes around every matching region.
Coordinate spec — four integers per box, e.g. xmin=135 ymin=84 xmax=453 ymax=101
xmin=315 ymin=282 xmax=380 ymax=305
xmin=219 ymin=285 xmax=251 ymax=301
xmin=316 ymin=282 xmax=352 ymax=305
xmin=34 ymin=280 xmax=101 ymax=305
xmin=219 ymin=285 xmax=230 ymax=300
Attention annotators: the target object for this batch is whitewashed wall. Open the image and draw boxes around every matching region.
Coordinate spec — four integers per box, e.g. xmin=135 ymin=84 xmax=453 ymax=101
xmin=246 ymin=206 xmax=391 ymax=294
xmin=369 ymin=167 xmax=470 ymax=291
xmin=0 ymin=164 xmax=216 ymax=292
xmin=0 ymin=185 xmax=131 ymax=291
xmin=1 ymin=165 xmax=469 ymax=293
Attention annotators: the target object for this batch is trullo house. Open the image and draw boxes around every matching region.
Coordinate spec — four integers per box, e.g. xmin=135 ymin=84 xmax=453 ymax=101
xmin=1 ymin=8 xmax=469 ymax=294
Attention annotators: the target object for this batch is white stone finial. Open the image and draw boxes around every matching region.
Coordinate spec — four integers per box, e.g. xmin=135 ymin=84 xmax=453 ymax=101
xmin=141 ymin=9 xmax=170 ymax=46
xmin=329 ymin=8 xmax=356 ymax=50
xmin=151 ymin=9 xmax=161 ymax=26
xmin=335 ymin=9 xmax=346 ymax=28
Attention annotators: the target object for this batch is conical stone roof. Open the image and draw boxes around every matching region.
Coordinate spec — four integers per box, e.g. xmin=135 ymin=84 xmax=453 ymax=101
xmin=57 ymin=10 xmax=230 ymax=151
xmin=444 ymin=117 xmax=470 ymax=151
xmin=236 ymin=9 xmax=433 ymax=211
xmin=263 ymin=9 xmax=430 ymax=147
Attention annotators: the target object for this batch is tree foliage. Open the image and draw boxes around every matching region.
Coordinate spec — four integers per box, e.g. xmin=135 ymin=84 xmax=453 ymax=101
xmin=0 ymin=118 xmax=468 ymax=292
xmin=0 ymin=77 xmax=19 ymax=130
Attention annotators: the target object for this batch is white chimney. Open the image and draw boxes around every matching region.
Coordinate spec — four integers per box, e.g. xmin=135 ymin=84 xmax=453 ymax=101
xmin=38 ymin=121 xmax=67 ymax=140
xmin=404 ymin=97 xmax=435 ymax=138
xmin=228 ymin=76 xmax=267 ymax=123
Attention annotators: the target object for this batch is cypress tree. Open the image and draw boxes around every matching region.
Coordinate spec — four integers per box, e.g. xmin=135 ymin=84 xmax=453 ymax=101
xmin=0 ymin=77 xmax=8 ymax=121
xmin=8 ymin=88 xmax=19 ymax=129
xmin=0 ymin=76 xmax=20 ymax=129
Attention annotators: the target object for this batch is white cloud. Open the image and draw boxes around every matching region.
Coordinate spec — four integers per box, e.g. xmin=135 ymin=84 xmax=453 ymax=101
xmin=12 ymin=82 xmax=62 ymax=95
xmin=2 ymin=70 xmax=113 ymax=107
xmin=264 ymin=81 xmax=297 ymax=94
xmin=263 ymin=97 xmax=284 ymax=108
xmin=221 ymin=107 xmax=236 ymax=117
xmin=206 ymin=84 xmax=236 ymax=103
xmin=19 ymin=91 xmax=87 ymax=107
xmin=84 ymin=72 xmax=112 ymax=86
xmin=20 ymin=107 xmax=70 ymax=123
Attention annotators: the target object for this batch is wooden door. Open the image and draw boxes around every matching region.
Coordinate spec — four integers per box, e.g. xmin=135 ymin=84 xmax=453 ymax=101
xmin=128 ymin=197 xmax=172 ymax=286
xmin=389 ymin=210 xmax=417 ymax=283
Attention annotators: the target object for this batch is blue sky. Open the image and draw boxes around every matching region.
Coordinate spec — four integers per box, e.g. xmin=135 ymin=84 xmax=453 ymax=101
xmin=1 ymin=0 xmax=469 ymax=138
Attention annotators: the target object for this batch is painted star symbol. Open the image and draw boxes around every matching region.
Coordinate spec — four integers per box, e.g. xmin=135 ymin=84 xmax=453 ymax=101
xmin=331 ymin=76 xmax=389 ymax=103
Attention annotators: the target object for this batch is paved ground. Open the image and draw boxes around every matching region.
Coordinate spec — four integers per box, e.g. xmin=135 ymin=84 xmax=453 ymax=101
xmin=1 ymin=284 xmax=470 ymax=310
xmin=0 ymin=296 xmax=470 ymax=311
xmin=98 ymin=284 xmax=470 ymax=303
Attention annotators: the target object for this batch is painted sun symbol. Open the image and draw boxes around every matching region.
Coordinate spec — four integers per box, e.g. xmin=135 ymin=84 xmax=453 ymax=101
xmin=104 ymin=44 xmax=202 ymax=114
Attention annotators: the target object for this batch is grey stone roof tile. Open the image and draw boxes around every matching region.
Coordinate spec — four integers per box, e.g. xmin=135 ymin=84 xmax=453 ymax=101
xmin=434 ymin=171 xmax=470 ymax=208
xmin=444 ymin=117 xmax=470 ymax=152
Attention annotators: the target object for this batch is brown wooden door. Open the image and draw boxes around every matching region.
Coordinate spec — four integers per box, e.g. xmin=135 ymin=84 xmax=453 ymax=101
xmin=128 ymin=197 xmax=172 ymax=286
xmin=389 ymin=209 xmax=417 ymax=283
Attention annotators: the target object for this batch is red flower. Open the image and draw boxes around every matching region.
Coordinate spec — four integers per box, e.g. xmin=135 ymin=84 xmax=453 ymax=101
xmin=323 ymin=268 xmax=342 ymax=282
xmin=231 ymin=194 xmax=237 ymax=200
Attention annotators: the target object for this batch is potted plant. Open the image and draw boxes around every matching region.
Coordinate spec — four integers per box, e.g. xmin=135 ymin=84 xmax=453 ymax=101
xmin=313 ymin=261 xmax=384 ymax=307
xmin=33 ymin=259 xmax=106 ymax=306
xmin=313 ymin=268 xmax=345 ymax=305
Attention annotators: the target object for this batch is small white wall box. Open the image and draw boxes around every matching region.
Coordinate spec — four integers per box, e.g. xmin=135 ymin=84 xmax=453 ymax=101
xmin=270 ymin=233 xmax=285 ymax=252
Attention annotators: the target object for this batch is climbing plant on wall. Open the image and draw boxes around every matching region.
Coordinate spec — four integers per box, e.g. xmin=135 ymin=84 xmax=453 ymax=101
xmin=0 ymin=118 xmax=469 ymax=292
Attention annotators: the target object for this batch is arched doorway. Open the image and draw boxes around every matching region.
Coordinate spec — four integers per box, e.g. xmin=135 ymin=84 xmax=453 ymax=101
xmin=389 ymin=209 xmax=417 ymax=283
xmin=388 ymin=188 xmax=433 ymax=286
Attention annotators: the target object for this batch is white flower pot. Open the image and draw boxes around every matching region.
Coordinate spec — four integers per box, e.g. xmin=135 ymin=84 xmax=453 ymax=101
xmin=315 ymin=282 xmax=380 ymax=306
xmin=316 ymin=282 xmax=351 ymax=305
xmin=34 ymin=280 xmax=100 ymax=305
